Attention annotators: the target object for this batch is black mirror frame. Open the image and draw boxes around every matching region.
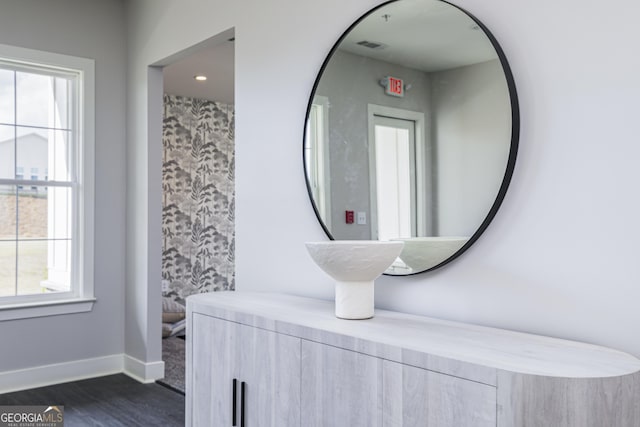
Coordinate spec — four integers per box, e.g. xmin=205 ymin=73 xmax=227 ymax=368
xmin=302 ymin=0 xmax=520 ymax=275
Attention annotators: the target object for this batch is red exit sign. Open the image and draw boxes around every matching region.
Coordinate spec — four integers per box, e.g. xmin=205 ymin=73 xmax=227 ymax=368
xmin=385 ymin=76 xmax=404 ymax=97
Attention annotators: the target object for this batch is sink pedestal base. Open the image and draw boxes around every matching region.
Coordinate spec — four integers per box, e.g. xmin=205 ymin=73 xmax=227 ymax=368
xmin=335 ymin=280 xmax=374 ymax=319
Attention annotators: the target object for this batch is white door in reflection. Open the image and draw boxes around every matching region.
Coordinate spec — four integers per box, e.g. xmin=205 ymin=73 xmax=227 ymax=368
xmin=371 ymin=116 xmax=416 ymax=241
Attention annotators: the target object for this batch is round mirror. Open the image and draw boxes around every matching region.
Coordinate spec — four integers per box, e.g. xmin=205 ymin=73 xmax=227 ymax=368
xmin=303 ymin=0 xmax=519 ymax=275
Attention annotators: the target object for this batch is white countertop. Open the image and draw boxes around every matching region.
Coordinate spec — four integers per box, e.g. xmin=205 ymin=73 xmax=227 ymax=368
xmin=187 ymin=291 xmax=640 ymax=380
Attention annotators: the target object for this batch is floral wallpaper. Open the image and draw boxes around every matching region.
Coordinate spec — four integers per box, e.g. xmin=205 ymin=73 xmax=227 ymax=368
xmin=162 ymin=94 xmax=235 ymax=304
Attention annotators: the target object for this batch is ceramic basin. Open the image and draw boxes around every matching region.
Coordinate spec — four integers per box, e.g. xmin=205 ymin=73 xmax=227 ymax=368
xmin=393 ymin=236 xmax=468 ymax=273
xmin=305 ymin=240 xmax=404 ymax=319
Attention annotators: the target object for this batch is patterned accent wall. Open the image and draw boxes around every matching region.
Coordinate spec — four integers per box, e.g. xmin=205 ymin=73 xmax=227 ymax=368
xmin=162 ymin=94 xmax=235 ymax=304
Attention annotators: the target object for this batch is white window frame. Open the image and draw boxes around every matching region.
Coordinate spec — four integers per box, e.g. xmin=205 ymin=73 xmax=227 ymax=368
xmin=0 ymin=43 xmax=95 ymax=321
xmin=305 ymin=95 xmax=332 ymax=229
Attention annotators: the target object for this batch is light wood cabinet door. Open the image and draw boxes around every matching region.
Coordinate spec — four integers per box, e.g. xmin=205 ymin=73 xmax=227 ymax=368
xmin=383 ymin=360 xmax=496 ymax=427
xmin=237 ymin=321 xmax=301 ymax=427
xmin=191 ymin=314 xmax=301 ymax=427
xmin=301 ymin=340 xmax=383 ymax=427
xmin=191 ymin=313 xmax=234 ymax=427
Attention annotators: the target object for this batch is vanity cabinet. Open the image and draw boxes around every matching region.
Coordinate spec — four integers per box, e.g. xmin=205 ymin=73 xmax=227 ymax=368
xmin=190 ymin=313 xmax=300 ymax=427
xmin=299 ymin=341 xmax=495 ymax=427
xmin=382 ymin=361 xmax=495 ymax=426
xmin=301 ymin=340 xmax=383 ymax=426
xmin=186 ymin=292 xmax=640 ymax=427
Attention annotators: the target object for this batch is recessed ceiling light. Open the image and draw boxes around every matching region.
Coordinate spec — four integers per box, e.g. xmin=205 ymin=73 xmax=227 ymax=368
xmin=194 ymin=75 xmax=207 ymax=81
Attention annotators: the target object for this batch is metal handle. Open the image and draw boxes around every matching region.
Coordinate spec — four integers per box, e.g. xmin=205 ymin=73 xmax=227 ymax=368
xmin=232 ymin=378 xmax=237 ymax=426
xmin=241 ymin=381 xmax=246 ymax=427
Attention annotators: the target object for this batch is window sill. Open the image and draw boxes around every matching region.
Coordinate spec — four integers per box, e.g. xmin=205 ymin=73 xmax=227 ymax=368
xmin=0 ymin=298 xmax=96 ymax=321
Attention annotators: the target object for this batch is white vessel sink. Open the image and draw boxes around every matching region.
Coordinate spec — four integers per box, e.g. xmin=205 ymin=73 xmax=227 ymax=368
xmin=305 ymin=240 xmax=404 ymax=319
xmin=393 ymin=236 xmax=468 ymax=272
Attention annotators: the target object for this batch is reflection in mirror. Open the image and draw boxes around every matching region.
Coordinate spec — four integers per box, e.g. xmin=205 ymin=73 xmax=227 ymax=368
xmin=304 ymin=0 xmax=518 ymax=275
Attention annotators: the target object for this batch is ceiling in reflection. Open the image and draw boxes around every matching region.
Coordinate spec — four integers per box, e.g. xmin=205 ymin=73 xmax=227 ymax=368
xmin=339 ymin=0 xmax=497 ymax=72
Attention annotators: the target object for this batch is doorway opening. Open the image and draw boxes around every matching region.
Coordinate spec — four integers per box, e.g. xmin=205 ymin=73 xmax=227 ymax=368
xmin=154 ymin=28 xmax=235 ymax=393
xmin=367 ymin=105 xmax=429 ymax=241
xmin=371 ymin=115 xmax=416 ymax=241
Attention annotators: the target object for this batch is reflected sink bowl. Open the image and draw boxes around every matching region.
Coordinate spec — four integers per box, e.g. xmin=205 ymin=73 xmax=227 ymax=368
xmin=305 ymin=240 xmax=404 ymax=319
xmin=392 ymin=236 xmax=469 ymax=273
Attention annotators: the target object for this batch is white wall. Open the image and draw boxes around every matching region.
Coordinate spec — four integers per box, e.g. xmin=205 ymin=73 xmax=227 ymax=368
xmin=126 ymin=0 xmax=640 ymax=367
xmin=0 ymin=0 xmax=126 ymax=373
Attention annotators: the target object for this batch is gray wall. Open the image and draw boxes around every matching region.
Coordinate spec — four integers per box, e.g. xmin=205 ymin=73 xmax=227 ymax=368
xmin=125 ymin=0 xmax=640 ymax=370
xmin=4 ymin=0 xmax=640 ymax=384
xmin=0 ymin=0 xmax=126 ymax=371
xmin=315 ymin=50 xmax=433 ymax=239
xmin=432 ymin=59 xmax=511 ymax=236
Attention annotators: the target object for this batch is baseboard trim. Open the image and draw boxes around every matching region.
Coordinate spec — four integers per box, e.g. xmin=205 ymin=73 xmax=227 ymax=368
xmin=0 ymin=354 xmax=166 ymax=394
xmin=123 ymin=355 xmax=165 ymax=384
xmin=0 ymin=354 xmax=124 ymax=394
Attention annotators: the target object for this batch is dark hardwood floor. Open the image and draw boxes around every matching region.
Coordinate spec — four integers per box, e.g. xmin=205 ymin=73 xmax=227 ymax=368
xmin=0 ymin=374 xmax=185 ymax=426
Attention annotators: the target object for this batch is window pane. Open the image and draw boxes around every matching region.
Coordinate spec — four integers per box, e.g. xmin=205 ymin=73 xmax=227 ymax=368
xmin=49 ymin=129 xmax=72 ymax=181
xmin=16 ymin=127 xmax=48 ymax=182
xmin=49 ymin=187 xmax=72 ymax=240
xmin=16 ymin=240 xmax=48 ymax=295
xmin=0 ymin=185 xmax=17 ymax=240
xmin=0 ymin=240 xmax=16 ymax=297
xmin=0 ymin=124 xmax=14 ymax=179
xmin=47 ymin=239 xmax=71 ymax=292
xmin=16 ymin=71 xmax=53 ymax=128
xmin=0 ymin=69 xmax=15 ymax=124
xmin=16 ymin=239 xmax=71 ymax=294
xmin=16 ymin=127 xmax=71 ymax=182
xmin=17 ymin=186 xmax=71 ymax=240
xmin=54 ymin=77 xmax=70 ymax=130
xmin=17 ymin=186 xmax=49 ymax=239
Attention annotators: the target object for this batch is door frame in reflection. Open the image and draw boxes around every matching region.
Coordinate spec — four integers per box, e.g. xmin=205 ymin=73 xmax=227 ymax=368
xmin=367 ymin=104 xmax=428 ymax=240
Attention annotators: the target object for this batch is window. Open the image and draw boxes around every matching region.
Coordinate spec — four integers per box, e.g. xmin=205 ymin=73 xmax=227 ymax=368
xmin=0 ymin=43 xmax=95 ymax=320
xmin=304 ymin=96 xmax=331 ymax=229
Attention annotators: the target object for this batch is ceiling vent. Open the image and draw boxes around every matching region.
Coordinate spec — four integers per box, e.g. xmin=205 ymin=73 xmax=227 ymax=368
xmin=356 ymin=40 xmax=388 ymax=50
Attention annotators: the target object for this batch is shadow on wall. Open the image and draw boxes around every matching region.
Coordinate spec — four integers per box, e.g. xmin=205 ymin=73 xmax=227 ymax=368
xmin=161 ymin=94 xmax=235 ymax=304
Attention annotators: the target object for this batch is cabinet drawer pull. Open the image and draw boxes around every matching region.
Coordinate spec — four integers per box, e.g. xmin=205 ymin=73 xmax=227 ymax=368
xmin=232 ymin=378 xmax=237 ymax=426
xmin=241 ymin=381 xmax=246 ymax=427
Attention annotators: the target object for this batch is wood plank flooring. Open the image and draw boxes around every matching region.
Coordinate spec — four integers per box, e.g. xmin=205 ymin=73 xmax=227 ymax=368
xmin=0 ymin=374 xmax=185 ymax=426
